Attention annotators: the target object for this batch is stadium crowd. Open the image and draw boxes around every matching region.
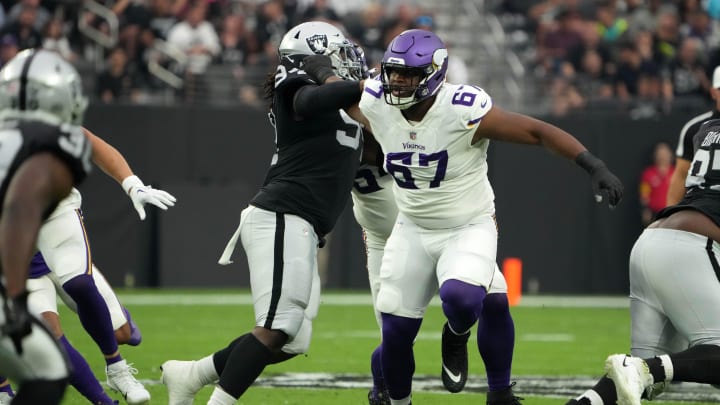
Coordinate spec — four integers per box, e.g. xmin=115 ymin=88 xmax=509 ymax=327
xmin=3 ymin=0 xmax=720 ymax=116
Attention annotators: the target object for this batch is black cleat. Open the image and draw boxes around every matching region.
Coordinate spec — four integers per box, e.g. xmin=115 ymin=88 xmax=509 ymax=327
xmin=367 ymin=388 xmax=390 ymax=405
xmin=441 ymin=322 xmax=470 ymax=393
xmin=486 ymin=382 xmax=524 ymax=405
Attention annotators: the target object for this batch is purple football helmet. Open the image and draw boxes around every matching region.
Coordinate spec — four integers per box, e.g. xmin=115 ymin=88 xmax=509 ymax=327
xmin=380 ymin=29 xmax=449 ymax=108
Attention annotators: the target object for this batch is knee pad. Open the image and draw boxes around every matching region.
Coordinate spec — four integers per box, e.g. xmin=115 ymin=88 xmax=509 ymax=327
xmin=282 ymin=315 xmax=312 ymax=355
xmin=376 ymin=286 xmax=402 ymax=315
xmin=439 ymin=279 xmax=486 ymax=314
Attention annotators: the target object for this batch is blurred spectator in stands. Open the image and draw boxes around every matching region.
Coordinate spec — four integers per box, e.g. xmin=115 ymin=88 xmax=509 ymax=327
xmin=166 ymin=1 xmax=220 ymax=102
xmin=149 ymin=0 xmax=180 ymax=40
xmin=112 ymin=0 xmax=155 ymax=73
xmin=595 ymin=0 xmax=628 ymax=43
xmin=652 ymin=8 xmax=681 ymax=66
xmin=42 ymin=18 xmax=77 ymax=63
xmin=624 ymin=0 xmax=661 ymax=37
xmin=549 ymin=75 xmax=584 ymax=116
xmin=614 ymin=40 xmax=661 ymax=104
xmin=681 ymin=9 xmax=720 ymax=50
xmin=569 ymin=47 xmax=614 ymax=106
xmin=0 ymin=3 xmax=42 ymax=50
xmin=630 ymin=63 xmax=665 ymax=119
xmin=96 ymin=46 xmax=142 ymax=103
xmin=0 ymin=33 xmax=18 ymax=68
xmin=565 ymin=20 xmax=613 ymax=79
xmin=380 ymin=2 xmax=419 ymax=48
xmin=639 ymin=142 xmax=674 ymax=225
xmin=254 ymin=0 xmax=289 ymax=66
xmin=6 ymin=0 xmax=49 ymax=31
xmin=300 ymin=0 xmax=340 ymax=23
xmin=343 ymin=2 xmax=385 ymax=68
xmin=678 ymin=0 xmax=703 ymax=26
xmin=662 ymin=36 xmax=711 ymax=110
xmin=536 ymin=7 xmax=584 ymax=76
xmin=217 ymin=13 xmax=258 ymax=66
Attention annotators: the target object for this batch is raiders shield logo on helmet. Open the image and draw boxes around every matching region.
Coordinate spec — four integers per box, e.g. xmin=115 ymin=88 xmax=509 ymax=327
xmin=306 ymin=34 xmax=328 ymax=54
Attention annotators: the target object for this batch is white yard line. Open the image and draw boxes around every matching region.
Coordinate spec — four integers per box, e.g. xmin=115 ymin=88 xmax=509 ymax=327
xmin=113 ymin=293 xmax=629 ymax=308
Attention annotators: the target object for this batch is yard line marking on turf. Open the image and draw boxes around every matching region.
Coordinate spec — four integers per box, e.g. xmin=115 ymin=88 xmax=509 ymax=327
xmin=314 ymin=331 xmax=574 ymax=342
xmin=136 ymin=374 xmax=720 ymax=402
xmin=112 ymin=293 xmax=629 ymax=308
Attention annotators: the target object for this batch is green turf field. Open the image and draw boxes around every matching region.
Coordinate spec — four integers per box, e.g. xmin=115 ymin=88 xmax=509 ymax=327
xmin=46 ymin=290 xmax=717 ymax=404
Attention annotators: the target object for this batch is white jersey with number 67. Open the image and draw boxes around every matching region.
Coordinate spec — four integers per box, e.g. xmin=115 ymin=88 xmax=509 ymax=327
xmin=359 ymin=79 xmax=495 ymax=229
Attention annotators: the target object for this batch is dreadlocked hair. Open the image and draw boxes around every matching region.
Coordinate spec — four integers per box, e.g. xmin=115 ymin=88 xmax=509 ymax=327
xmin=263 ymin=71 xmax=276 ymax=109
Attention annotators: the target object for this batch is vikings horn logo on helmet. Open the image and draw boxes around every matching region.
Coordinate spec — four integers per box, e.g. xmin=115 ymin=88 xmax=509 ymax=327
xmin=306 ymin=34 xmax=328 ymax=54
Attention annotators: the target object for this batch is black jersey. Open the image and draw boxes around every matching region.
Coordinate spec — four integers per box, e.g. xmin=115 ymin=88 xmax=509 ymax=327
xmin=0 ymin=119 xmax=92 ymax=214
xmin=251 ymin=57 xmax=362 ymax=237
xmin=676 ymin=109 xmax=720 ymax=161
xmin=657 ymin=118 xmax=720 ymax=226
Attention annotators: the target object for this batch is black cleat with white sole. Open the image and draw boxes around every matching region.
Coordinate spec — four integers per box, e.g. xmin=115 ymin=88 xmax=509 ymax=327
xmin=441 ymin=322 xmax=470 ymax=393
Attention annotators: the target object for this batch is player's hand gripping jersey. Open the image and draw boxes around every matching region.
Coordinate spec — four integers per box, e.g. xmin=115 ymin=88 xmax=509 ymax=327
xmin=0 ymin=120 xmax=91 ymax=211
xmin=251 ymin=55 xmax=363 ymax=237
xmin=359 ymin=79 xmax=494 ymax=229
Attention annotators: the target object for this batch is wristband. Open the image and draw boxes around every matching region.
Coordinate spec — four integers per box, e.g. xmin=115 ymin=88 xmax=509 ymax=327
xmin=121 ymin=175 xmax=144 ymax=195
xmin=575 ymin=151 xmax=606 ymax=174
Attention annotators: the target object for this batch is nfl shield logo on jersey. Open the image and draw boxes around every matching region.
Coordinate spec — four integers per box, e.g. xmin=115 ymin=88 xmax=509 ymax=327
xmin=409 ymin=131 xmax=417 ymax=140
xmin=306 ymin=34 xmax=328 ymax=54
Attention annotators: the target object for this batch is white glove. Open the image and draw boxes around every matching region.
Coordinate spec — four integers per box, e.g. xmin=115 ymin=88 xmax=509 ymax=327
xmin=121 ymin=175 xmax=177 ymax=220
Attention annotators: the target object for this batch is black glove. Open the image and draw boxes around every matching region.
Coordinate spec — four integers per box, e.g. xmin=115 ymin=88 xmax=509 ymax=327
xmin=2 ymin=290 xmax=32 ymax=355
xmin=575 ymin=151 xmax=624 ymax=208
xmin=302 ymin=54 xmax=336 ymax=83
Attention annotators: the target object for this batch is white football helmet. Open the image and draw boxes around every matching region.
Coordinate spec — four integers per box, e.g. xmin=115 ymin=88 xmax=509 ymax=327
xmin=278 ymin=21 xmax=363 ymax=80
xmin=0 ymin=49 xmax=87 ymax=126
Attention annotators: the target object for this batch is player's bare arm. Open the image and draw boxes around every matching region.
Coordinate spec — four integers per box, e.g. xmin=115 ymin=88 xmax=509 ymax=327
xmin=0 ymin=154 xmax=74 ymax=297
xmin=666 ymin=157 xmax=690 ymax=206
xmin=84 ymin=127 xmax=133 ymax=182
xmin=472 ymin=106 xmax=586 ymax=159
xmin=474 ymin=105 xmax=623 ymax=207
xmin=83 ymin=126 xmax=176 ymax=220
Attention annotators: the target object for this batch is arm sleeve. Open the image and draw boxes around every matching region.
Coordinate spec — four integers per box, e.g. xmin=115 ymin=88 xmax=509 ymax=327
xmin=294 ymin=81 xmax=361 ymax=117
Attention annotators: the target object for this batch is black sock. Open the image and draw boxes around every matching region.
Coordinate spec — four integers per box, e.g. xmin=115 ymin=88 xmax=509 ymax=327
xmin=669 ymin=344 xmax=720 ymax=384
xmin=644 ymin=357 xmax=666 ymax=382
xmin=218 ymin=333 xmax=273 ymax=398
xmin=593 ymin=375 xmax=617 ymax=403
xmin=12 ymin=379 xmax=68 ymax=405
xmin=213 ymin=333 xmax=250 ymax=374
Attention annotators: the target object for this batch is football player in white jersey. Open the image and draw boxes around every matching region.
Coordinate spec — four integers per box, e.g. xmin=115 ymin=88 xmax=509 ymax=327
xmin=303 ymin=29 xmax=623 ymax=405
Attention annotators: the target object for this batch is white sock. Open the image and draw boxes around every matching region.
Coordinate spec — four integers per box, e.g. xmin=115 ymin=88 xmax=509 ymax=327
xmin=207 ymin=386 xmax=236 ymax=405
xmin=581 ymin=389 xmax=604 ymax=404
xmin=197 ymin=355 xmax=220 ymax=385
xmin=390 ymin=394 xmax=411 ymax=405
xmin=658 ymin=354 xmax=674 ymax=381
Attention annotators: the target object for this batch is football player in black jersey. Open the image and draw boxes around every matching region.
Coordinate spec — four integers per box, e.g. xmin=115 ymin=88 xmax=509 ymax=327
xmin=0 ymin=49 xmax=92 ymax=405
xmin=567 ymin=121 xmax=720 ymax=404
xmin=160 ymin=21 xmax=369 ymax=405
xmin=667 ymin=65 xmax=720 ymax=206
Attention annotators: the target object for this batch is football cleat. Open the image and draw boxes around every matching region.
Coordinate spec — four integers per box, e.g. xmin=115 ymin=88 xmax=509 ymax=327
xmin=605 ymin=354 xmax=653 ymax=405
xmin=0 ymin=392 xmax=12 ymax=405
xmin=486 ymin=382 xmax=524 ymax=405
xmin=105 ymin=360 xmax=150 ymax=405
xmin=367 ymin=387 xmax=391 ymax=405
xmin=441 ymin=322 xmax=470 ymax=393
xmin=161 ymin=360 xmax=205 ymax=405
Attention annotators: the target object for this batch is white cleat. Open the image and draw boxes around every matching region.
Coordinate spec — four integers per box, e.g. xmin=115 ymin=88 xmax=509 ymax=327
xmin=161 ymin=360 xmax=205 ymax=405
xmin=605 ymin=354 xmax=653 ymax=405
xmin=106 ymin=359 xmax=151 ymax=405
